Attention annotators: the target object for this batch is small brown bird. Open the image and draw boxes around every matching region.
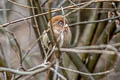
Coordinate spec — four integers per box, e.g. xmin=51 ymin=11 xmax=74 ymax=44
xmin=42 ymin=15 xmax=72 ymax=80
xmin=42 ymin=15 xmax=72 ymax=49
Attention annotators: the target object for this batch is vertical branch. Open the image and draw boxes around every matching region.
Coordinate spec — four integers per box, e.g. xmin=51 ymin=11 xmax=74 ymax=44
xmin=28 ymin=0 xmax=46 ymax=59
xmin=1 ymin=0 xmax=11 ymax=68
xmin=0 ymin=42 xmax=11 ymax=80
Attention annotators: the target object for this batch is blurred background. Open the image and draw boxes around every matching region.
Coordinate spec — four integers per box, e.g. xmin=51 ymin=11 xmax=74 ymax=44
xmin=0 ymin=0 xmax=120 ymax=80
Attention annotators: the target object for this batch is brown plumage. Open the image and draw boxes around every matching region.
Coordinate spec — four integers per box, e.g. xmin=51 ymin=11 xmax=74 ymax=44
xmin=42 ymin=15 xmax=72 ymax=49
xmin=42 ymin=15 xmax=72 ymax=80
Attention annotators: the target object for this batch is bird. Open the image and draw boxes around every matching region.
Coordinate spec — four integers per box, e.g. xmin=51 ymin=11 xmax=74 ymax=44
xmin=42 ymin=15 xmax=72 ymax=50
xmin=42 ymin=15 xmax=72 ymax=80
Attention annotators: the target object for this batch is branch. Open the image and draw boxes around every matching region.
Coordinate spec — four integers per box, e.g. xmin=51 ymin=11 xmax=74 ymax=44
xmin=56 ymin=48 xmax=116 ymax=55
xmin=0 ymin=1 xmax=93 ymax=27
xmin=0 ymin=63 xmax=53 ymax=75
xmin=69 ymin=15 xmax=120 ymax=26
xmin=95 ymin=0 xmax=120 ymax=2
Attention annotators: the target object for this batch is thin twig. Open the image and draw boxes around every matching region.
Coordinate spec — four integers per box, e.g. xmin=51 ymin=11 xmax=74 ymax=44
xmin=56 ymin=48 xmax=116 ymax=55
xmin=41 ymin=0 xmax=49 ymax=7
xmin=69 ymin=15 xmax=120 ymax=26
xmin=0 ymin=62 xmax=54 ymax=75
xmin=65 ymin=0 xmax=95 ymax=16
xmin=95 ymin=0 xmax=120 ymax=2
xmin=71 ymin=9 xmax=80 ymax=46
xmin=0 ymin=1 xmax=92 ymax=27
xmin=58 ymin=66 xmax=114 ymax=76
xmin=8 ymin=0 xmax=37 ymax=8
xmin=8 ymin=32 xmax=23 ymax=69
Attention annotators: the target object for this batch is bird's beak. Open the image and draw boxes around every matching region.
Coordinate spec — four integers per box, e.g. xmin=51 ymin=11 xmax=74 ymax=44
xmin=64 ymin=24 xmax=69 ymax=32
xmin=64 ymin=24 xmax=69 ymax=28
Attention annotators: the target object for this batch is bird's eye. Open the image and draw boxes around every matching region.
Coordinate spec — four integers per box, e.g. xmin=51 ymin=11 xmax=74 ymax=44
xmin=58 ymin=20 xmax=64 ymax=27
